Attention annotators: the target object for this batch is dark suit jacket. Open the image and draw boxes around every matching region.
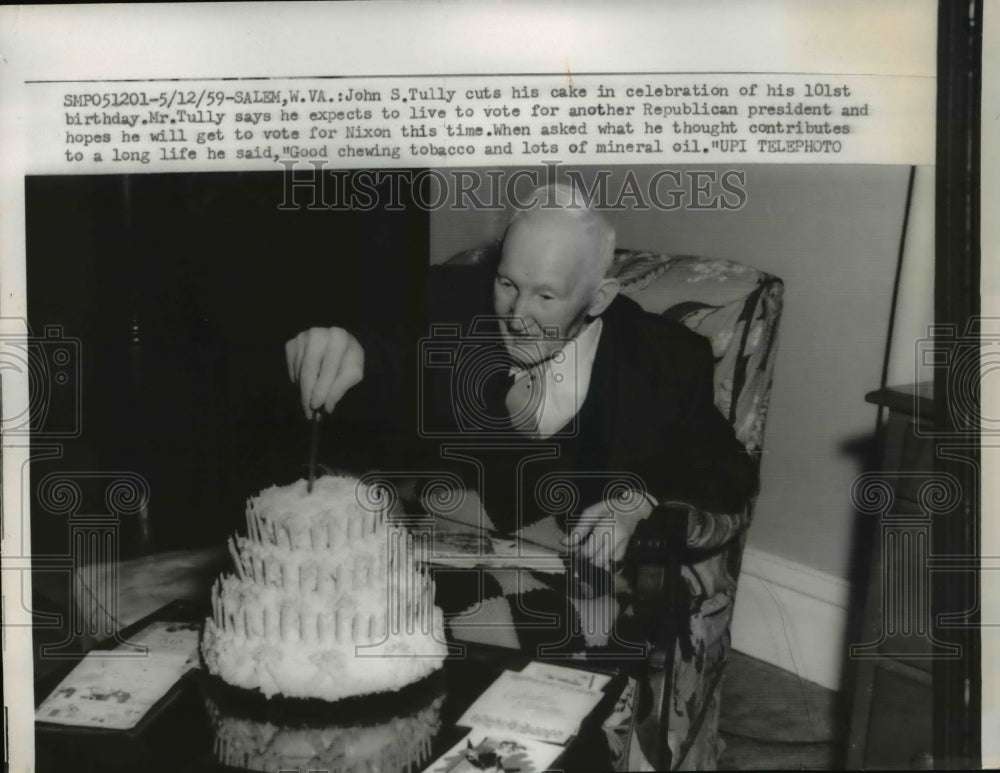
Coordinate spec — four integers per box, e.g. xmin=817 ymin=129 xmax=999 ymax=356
xmin=343 ymin=262 xmax=757 ymax=532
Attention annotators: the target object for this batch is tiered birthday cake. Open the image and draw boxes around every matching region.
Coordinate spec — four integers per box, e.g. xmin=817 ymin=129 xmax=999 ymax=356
xmin=201 ymin=475 xmax=447 ymax=701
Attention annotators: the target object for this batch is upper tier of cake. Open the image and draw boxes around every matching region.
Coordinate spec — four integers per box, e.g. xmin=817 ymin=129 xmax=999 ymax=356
xmin=245 ymin=475 xmax=386 ymax=550
xmin=202 ymin=475 xmax=448 ymax=701
xmin=224 ymin=475 xmax=425 ymax=599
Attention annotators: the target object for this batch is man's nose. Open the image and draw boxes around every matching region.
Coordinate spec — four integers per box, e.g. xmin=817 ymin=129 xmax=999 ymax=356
xmin=508 ymin=298 xmax=533 ymax=332
xmin=507 ymin=313 xmax=530 ymax=334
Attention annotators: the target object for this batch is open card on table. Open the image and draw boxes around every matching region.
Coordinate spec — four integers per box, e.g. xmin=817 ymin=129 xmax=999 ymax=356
xmin=520 ymin=660 xmax=613 ymax=692
xmin=426 ymin=662 xmax=610 ymax=773
xmin=35 ymin=620 xmax=201 ymax=731
xmin=456 ymin=669 xmax=604 ymax=746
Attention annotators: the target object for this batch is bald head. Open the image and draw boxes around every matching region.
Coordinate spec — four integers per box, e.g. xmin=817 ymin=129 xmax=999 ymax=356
xmin=504 ymin=183 xmax=615 ymax=287
xmin=503 ymin=209 xmax=609 ymax=295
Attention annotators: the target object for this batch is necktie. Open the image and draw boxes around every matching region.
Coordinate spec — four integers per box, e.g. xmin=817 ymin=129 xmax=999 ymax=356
xmin=505 ymin=366 xmax=542 ymax=435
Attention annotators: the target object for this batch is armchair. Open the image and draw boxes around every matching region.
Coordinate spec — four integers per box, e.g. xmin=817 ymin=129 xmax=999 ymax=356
xmin=604 ymin=250 xmax=783 ymax=770
xmin=441 ymin=246 xmax=784 ymax=770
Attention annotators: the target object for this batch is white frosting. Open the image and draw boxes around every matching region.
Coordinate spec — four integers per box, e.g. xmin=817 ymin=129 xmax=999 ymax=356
xmin=202 ymin=475 xmax=447 ymax=700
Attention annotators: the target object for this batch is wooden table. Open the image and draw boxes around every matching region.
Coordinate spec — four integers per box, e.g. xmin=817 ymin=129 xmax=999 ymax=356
xmin=31 ymin=546 xmax=227 ymax=686
xmin=32 ymin=550 xmax=627 ymax=773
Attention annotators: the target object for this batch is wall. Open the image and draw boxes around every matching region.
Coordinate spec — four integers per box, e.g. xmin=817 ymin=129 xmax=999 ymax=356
xmin=26 ymin=173 xmax=429 ymax=553
xmin=430 ymin=164 xmax=923 ymax=581
xmin=888 ymin=165 xmax=935 ymax=387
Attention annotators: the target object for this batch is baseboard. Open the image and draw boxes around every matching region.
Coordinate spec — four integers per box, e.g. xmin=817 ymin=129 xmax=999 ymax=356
xmin=730 ymin=546 xmax=851 ymax=692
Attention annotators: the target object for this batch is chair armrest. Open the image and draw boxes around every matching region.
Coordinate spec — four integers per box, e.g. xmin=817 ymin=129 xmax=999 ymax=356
xmin=623 ymin=500 xmax=750 ymax=651
xmin=623 ymin=503 xmax=692 ymax=771
xmin=628 ymin=502 xmax=692 ymax=568
xmin=685 ymin=503 xmax=752 ymax=552
xmin=625 ymin=503 xmax=695 ymax=663
xmin=628 ymin=499 xmax=751 ymax=557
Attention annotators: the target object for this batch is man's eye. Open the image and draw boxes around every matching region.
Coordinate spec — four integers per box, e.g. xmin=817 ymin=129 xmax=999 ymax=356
xmin=539 ymin=293 xmax=555 ymax=301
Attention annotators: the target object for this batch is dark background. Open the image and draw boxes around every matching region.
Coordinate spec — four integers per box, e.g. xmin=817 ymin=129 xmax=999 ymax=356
xmin=26 ymin=171 xmax=429 ymax=555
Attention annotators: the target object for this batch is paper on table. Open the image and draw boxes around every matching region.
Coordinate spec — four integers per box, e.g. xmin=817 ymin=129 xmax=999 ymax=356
xmin=124 ymin=620 xmax=202 ymax=669
xmin=521 ymin=661 xmax=612 ymax=692
xmin=456 ymin=670 xmax=604 ymax=746
xmin=35 ymin=621 xmax=201 ymax=730
xmin=514 ymin=515 xmax=570 ymax=554
xmin=422 ymin=728 xmax=564 ymax=773
xmin=431 ymin=515 xmax=566 ymax=574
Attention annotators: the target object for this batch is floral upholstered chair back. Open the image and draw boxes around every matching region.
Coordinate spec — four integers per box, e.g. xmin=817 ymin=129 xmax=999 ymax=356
xmin=608 ymin=249 xmax=783 ymax=770
xmin=610 ymin=250 xmax=783 ymax=462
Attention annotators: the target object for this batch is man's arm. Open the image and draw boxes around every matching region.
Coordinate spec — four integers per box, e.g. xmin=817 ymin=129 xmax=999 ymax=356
xmin=285 ymin=322 xmax=419 ymax=438
xmin=564 ymin=315 xmax=757 ymax=566
xmin=285 ymin=263 xmax=494 ymax=437
xmin=589 ymin=296 xmax=759 ymax=516
xmin=628 ymin=321 xmax=758 ymax=515
xmin=285 ymin=327 xmax=365 ymax=420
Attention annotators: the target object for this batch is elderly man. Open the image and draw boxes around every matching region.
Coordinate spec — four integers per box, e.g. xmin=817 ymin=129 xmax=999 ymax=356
xmin=287 ymin=184 xmax=756 ymax=645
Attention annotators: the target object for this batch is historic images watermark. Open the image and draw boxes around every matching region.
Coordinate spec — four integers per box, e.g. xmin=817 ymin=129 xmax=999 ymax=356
xmin=1 ymin=323 xmax=82 ymax=440
xmin=275 ymin=161 xmax=748 ymax=213
xmin=1 ymin=320 xmax=157 ymax=658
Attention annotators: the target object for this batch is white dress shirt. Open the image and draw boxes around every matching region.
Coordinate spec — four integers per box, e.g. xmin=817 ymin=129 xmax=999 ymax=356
xmin=505 ymin=317 xmax=604 ymax=438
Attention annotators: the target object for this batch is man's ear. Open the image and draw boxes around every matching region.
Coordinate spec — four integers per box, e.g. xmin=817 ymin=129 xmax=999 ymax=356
xmin=586 ymin=277 xmax=620 ymax=317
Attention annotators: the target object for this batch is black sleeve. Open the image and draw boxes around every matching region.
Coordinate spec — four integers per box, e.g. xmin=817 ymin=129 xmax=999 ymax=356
xmin=633 ymin=331 xmax=758 ymax=514
xmin=330 ymin=263 xmax=496 ymax=469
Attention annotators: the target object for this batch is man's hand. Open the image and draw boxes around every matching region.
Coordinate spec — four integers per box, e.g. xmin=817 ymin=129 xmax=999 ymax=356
xmin=285 ymin=327 xmax=364 ymax=419
xmin=561 ymin=490 xmax=654 ymax=570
